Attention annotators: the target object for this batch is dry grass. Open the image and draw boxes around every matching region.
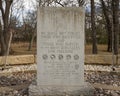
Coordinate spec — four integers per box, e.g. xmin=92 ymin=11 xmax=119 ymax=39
xmin=11 ymin=42 xmax=36 ymax=55
xmin=10 ymin=42 xmax=117 ymax=55
xmin=85 ymin=44 xmax=113 ymax=55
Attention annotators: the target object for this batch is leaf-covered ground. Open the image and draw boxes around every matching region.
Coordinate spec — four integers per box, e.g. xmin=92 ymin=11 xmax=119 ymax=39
xmin=0 ymin=71 xmax=119 ymax=96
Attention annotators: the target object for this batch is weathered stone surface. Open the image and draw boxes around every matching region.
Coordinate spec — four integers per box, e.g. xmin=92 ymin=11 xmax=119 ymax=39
xmin=29 ymin=81 xmax=95 ymax=96
xmin=37 ymin=7 xmax=85 ymax=87
xmin=0 ymin=55 xmax=35 ymax=65
xmin=85 ymin=55 xmax=117 ymax=64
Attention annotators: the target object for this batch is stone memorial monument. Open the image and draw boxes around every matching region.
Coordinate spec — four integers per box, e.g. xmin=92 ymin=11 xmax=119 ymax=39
xmin=29 ymin=7 xmax=94 ymax=96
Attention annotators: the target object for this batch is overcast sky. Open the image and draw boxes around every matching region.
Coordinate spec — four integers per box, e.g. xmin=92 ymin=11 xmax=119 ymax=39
xmin=24 ymin=0 xmax=37 ymax=11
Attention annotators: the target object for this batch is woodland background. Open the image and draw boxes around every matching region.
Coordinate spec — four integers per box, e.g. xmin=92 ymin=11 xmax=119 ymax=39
xmin=0 ymin=0 xmax=119 ymax=56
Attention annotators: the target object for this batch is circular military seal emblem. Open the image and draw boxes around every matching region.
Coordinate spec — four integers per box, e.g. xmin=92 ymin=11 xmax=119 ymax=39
xmin=50 ymin=54 xmax=56 ymax=60
xmin=74 ymin=55 xmax=79 ymax=60
xmin=66 ymin=54 xmax=71 ymax=60
xmin=42 ymin=54 xmax=48 ymax=60
xmin=58 ymin=54 xmax=63 ymax=60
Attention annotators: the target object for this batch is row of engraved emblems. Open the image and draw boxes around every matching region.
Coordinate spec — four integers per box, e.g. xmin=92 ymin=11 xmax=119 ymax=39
xmin=42 ymin=54 xmax=79 ymax=60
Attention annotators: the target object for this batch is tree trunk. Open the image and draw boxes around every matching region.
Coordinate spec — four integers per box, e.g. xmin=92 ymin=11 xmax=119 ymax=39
xmin=0 ymin=0 xmax=13 ymax=56
xmin=77 ymin=0 xmax=84 ymax=6
xmin=112 ymin=0 xmax=119 ymax=55
xmin=91 ymin=0 xmax=97 ymax=54
xmin=100 ymin=0 xmax=112 ymax=52
xmin=0 ymin=31 xmax=7 ymax=55
xmin=28 ymin=31 xmax=36 ymax=51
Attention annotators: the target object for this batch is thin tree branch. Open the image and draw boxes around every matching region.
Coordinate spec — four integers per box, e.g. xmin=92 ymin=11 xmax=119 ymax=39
xmin=55 ymin=0 xmax=64 ymax=7
xmin=0 ymin=0 xmax=5 ymax=18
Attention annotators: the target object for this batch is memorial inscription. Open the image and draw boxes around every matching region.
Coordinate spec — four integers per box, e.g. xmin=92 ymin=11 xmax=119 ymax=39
xmin=37 ymin=7 xmax=85 ymax=86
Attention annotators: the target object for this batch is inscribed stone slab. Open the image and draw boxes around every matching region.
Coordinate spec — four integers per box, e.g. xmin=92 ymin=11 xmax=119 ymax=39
xmin=37 ymin=7 xmax=85 ymax=86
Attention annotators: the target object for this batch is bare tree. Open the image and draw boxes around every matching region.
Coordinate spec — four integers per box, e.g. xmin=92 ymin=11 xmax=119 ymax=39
xmin=77 ymin=0 xmax=85 ymax=6
xmin=37 ymin=0 xmax=85 ymax=7
xmin=37 ymin=0 xmax=55 ymax=6
xmin=112 ymin=0 xmax=119 ymax=55
xmin=27 ymin=11 xmax=37 ymax=51
xmin=91 ymin=0 xmax=97 ymax=54
xmin=100 ymin=0 xmax=112 ymax=52
xmin=0 ymin=0 xmax=13 ymax=56
xmin=100 ymin=0 xmax=119 ymax=54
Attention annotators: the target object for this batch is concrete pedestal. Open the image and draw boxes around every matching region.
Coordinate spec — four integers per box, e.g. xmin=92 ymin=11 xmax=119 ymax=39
xmin=29 ymin=80 xmax=95 ymax=96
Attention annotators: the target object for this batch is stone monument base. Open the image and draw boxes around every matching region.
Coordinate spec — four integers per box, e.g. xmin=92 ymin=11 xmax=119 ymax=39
xmin=29 ymin=80 xmax=95 ymax=96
